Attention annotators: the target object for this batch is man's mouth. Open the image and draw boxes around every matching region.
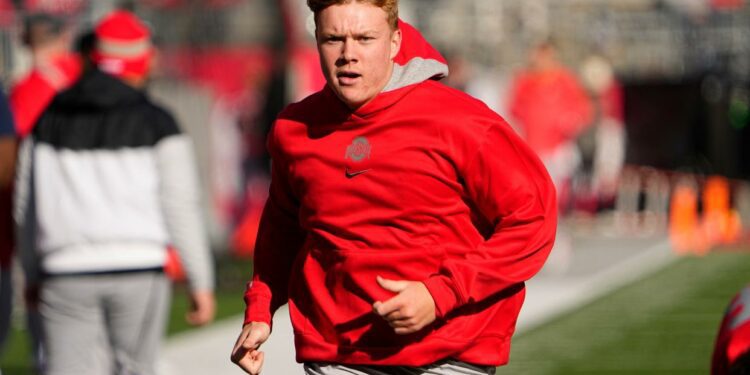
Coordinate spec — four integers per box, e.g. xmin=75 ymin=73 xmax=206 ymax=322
xmin=337 ymin=71 xmax=361 ymax=85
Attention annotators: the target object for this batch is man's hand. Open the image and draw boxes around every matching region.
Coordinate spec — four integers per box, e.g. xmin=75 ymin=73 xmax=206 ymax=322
xmin=372 ymin=276 xmax=437 ymax=335
xmin=186 ymin=290 xmax=215 ymax=326
xmin=231 ymin=322 xmax=271 ymax=374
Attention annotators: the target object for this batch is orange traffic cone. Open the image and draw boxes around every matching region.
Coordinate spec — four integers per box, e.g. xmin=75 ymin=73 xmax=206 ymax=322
xmin=669 ymin=177 xmax=701 ymax=255
xmin=702 ymin=176 xmax=739 ymax=246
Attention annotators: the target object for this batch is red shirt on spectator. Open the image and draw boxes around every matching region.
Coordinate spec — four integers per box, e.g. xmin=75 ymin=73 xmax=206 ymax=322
xmin=509 ymin=66 xmax=593 ymax=155
xmin=10 ymin=53 xmax=81 ymax=138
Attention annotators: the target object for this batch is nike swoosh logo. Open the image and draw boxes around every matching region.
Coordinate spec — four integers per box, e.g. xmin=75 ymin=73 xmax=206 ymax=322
xmin=345 ymin=167 xmax=371 ymax=178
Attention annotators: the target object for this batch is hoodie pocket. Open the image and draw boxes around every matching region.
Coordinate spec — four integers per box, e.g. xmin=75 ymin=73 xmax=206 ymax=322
xmin=298 ymin=247 xmax=447 ymax=349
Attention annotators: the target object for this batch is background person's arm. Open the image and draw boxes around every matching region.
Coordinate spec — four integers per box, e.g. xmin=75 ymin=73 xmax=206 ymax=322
xmin=155 ymin=119 xmax=216 ymax=326
xmin=0 ymin=90 xmax=17 ymax=188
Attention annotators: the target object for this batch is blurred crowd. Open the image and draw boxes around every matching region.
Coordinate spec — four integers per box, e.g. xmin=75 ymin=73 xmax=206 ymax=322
xmin=0 ymin=0 xmax=747 ymax=373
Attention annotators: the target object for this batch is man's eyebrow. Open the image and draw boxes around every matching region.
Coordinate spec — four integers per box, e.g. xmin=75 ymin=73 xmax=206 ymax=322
xmin=354 ymin=31 xmax=379 ymax=38
xmin=320 ymin=30 xmax=380 ymax=38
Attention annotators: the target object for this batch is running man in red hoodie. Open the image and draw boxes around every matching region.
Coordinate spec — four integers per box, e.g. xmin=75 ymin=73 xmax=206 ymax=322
xmin=231 ymin=1 xmax=557 ymax=374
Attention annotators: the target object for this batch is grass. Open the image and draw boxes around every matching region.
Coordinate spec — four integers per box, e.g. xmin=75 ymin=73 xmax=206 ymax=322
xmin=0 ymin=255 xmax=252 ymax=375
xmin=0 ymin=325 xmax=33 ymax=375
xmin=497 ymin=248 xmax=750 ymax=374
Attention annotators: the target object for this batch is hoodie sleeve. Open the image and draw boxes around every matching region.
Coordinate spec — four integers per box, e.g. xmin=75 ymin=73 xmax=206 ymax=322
xmin=422 ymin=116 xmax=557 ymax=319
xmin=243 ymin=122 xmax=306 ymax=326
xmin=155 ymin=130 xmax=215 ymax=293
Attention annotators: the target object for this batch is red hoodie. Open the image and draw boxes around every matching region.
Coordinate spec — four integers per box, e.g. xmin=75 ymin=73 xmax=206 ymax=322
xmin=10 ymin=53 xmax=82 ymax=138
xmin=244 ymin=21 xmax=557 ymax=367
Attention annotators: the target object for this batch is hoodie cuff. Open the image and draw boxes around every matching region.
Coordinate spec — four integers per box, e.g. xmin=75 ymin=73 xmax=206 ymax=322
xmin=243 ymin=292 xmax=273 ymax=327
xmin=423 ymin=274 xmax=461 ymax=319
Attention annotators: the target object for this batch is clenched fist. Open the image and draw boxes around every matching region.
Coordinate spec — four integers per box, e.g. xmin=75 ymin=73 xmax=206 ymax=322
xmin=372 ymin=276 xmax=437 ymax=335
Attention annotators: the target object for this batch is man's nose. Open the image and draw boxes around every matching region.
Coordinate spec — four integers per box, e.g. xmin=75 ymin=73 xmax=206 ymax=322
xmin=340 ymin=39 xmax=357 ymax=64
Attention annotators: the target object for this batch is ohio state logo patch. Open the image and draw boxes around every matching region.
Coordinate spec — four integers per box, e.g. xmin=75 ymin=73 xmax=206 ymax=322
xmin=345 ymin=136 xmax=371 ymax=162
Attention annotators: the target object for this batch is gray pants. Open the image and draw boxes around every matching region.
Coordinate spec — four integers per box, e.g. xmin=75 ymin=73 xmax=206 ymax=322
xmin=304 ymin=360 xmax=496 ymax=375
xmin=40 ymin=271 xmax=170 ymax=375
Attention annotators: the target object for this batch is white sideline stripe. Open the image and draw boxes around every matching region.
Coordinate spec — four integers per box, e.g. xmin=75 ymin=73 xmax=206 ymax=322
xmin=516 ymin=239 xmax=676 ymax=334
xmin=161 ymin=305 xmax=303 ymax=375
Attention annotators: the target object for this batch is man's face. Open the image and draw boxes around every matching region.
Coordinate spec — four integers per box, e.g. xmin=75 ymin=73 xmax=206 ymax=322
xmin=316 ymin=2 xmax=401 ymax=110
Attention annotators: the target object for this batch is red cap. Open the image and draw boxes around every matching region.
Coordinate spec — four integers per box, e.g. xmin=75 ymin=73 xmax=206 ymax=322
xmin=92 ymin=10 xmax=153 ymax=79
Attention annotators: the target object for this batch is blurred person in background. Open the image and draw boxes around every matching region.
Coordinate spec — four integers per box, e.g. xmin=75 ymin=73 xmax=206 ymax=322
xmin=508 ymin=41 xmax=593 ymax=274
xmin=443 ymin=52 xmax=504 ymax=116
xmin=508 ymin=41 xmax=593 ymax=212
xmin=6 ymin=13 xmax=83 ymax=372
xmin=9 ymin=12 xmax=82 ymax=139
xmin=713 ymin=284 xmax=750 ymax=374
xmin=231 ymin=0 xmax=556 ymax=374
xmin=575 ymin=54 xmax=626 ymax=214
xmin=443 ymin=52 xmax=472 ymax=92
xmin=14 ymin=10 xmax=215 ymax=375
xmin=0 ymin=90 xmax=16 ymax=373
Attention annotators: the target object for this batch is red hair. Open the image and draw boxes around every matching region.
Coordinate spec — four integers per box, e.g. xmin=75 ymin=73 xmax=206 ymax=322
xmin=307 ymin=0 xmax=399 ymax=30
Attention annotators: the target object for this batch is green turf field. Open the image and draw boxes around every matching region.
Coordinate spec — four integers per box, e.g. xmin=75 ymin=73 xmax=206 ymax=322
xmin=497 ymin=249 xmax=750 ymax=374
xmin=0 ymin=255 xmax=251 ymax=375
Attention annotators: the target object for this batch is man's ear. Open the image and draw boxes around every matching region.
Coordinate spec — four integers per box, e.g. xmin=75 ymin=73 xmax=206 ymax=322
xmin=390 ymin=28 xmax=402 ymax=60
